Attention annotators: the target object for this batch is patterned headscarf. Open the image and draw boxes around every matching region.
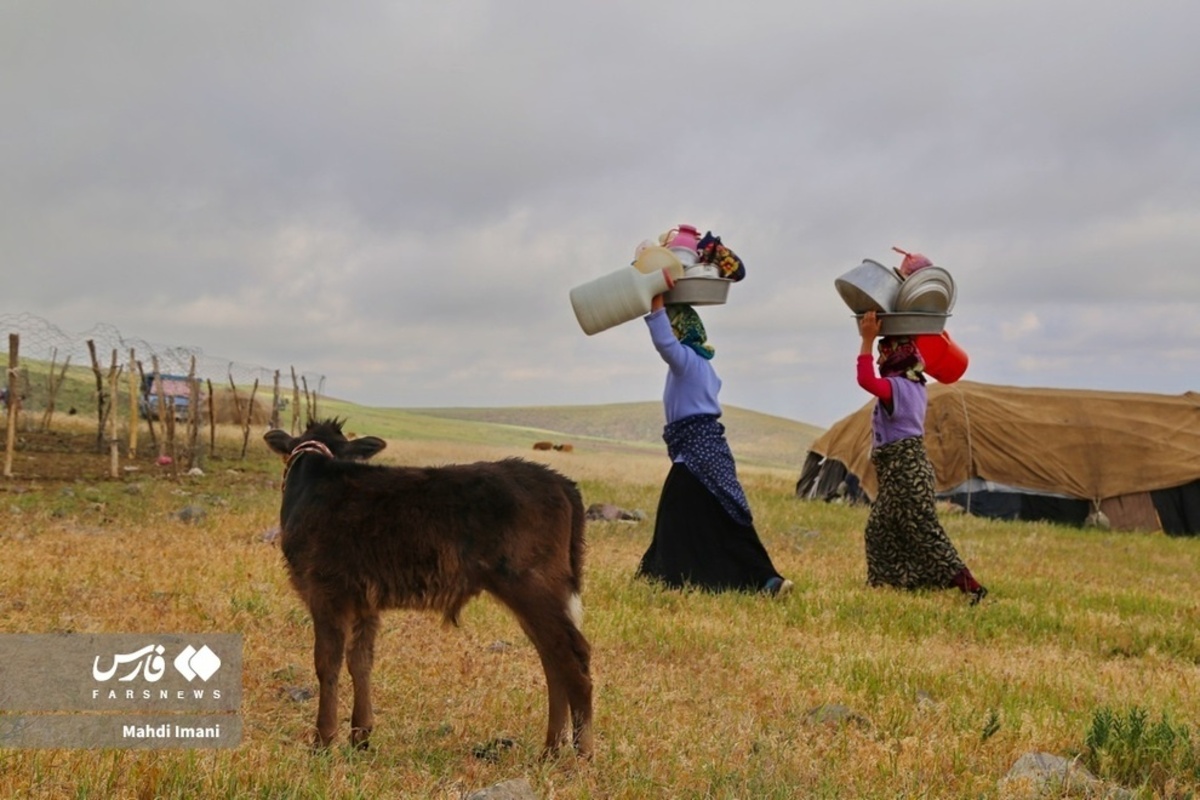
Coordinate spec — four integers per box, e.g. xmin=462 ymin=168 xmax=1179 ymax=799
xmin=877 ymin=336 xmax=926 ymax=383
xmin=666 ymin=304 xmax=715 ymax=360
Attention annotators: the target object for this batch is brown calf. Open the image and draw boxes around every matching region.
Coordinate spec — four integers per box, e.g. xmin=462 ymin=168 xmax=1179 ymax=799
xmin=264 ymin=419 xmax=593 ymax=756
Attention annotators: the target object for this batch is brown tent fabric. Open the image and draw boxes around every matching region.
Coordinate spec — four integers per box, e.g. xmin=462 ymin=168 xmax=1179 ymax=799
xmin=1099 ymin=492 xmax=1163 ymax=532
xmin=809 ymin=381 xmax=1200 ymax=504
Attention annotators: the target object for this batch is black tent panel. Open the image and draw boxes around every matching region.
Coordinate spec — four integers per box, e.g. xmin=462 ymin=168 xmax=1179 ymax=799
xmin=1152 ymin=480 xmax=1200 ymax=536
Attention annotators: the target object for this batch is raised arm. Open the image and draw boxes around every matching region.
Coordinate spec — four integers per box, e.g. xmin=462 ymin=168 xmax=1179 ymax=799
xmin=856 ymin=311 xmax=892 ymax=401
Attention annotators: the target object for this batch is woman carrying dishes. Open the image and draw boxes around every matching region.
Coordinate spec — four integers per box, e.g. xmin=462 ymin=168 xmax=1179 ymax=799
xmin=636 ymin=291 xmax=791 ymax=596
xmin=856 ymin=310 xmax=987 ymax=604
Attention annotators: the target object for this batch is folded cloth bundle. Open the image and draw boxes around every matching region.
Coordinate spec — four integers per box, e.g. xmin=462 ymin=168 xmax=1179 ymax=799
xmin=696 ymin=232 xmax=746 ymax=281
xmin=892 ymin=246 xmax=932 ymax=277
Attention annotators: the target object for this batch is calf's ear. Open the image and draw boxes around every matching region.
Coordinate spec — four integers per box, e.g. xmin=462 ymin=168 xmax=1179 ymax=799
xmin=347 ymin=436 xmax=387 ymax=460
xmin=263 ymin=430 xmax=295 ymax=456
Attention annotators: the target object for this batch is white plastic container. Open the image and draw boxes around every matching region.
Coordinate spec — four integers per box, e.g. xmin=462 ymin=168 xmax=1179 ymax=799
xmin=570 ymin=267 xmax=673 ymax=335
xmin=632 ymin=246 xmax=684 ymax=277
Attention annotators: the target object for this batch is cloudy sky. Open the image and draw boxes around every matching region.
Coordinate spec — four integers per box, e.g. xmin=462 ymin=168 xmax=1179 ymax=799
xmin=3 ymin=1 xmax=1198 ymax=428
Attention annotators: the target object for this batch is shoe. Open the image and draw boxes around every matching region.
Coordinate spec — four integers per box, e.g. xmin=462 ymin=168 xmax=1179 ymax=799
xmin=764 ymin=577 xmax=793 ymax=598
xmin=970 ymin=586 xmax=988 ymax=606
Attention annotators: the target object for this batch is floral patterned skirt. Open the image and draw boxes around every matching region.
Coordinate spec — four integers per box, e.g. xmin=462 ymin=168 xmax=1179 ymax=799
xmin=865 ymin=436 xmax=965 ymax=589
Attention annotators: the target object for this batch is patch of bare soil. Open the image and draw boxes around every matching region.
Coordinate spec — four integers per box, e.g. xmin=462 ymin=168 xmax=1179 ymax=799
xmin=1 ymin=429 xmax=183 ymax=486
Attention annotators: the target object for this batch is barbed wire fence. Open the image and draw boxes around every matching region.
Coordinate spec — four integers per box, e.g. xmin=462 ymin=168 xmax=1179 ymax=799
xmin=2 ymin=312 xmax=326 ymax=476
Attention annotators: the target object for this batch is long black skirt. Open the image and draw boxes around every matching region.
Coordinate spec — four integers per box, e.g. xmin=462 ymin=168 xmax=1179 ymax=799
xmin=637 ymin=462 xmax=783 ymax=592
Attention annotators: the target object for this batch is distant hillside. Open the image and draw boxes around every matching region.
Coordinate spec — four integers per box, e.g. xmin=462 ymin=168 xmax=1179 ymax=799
xmin=403 ymin=402 xmax=825 ymax=470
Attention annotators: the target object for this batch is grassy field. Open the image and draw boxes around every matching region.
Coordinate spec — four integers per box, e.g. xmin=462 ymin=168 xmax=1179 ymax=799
xmin=1 ymin=407 xmax=1198 ymax=798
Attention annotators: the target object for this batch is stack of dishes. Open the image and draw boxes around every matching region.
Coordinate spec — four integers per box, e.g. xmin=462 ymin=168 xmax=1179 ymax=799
xmin=895 ymin=267 xmax=955 ymax=313
xmin=834 ymin=259 xmax=956 ymax=335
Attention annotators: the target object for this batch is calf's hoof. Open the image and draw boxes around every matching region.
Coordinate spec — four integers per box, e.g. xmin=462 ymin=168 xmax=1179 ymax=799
xmin=350 ymin=727 xmax=372 ymax=750
xmin=309 ymin=729 xmax=337 ymax=751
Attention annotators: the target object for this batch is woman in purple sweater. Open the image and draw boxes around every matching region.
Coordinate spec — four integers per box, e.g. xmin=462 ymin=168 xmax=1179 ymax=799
xmin=857 ymin=311 xmax=987 ymax=604
xmin=636 ymin=292 xmax=791 ymax=596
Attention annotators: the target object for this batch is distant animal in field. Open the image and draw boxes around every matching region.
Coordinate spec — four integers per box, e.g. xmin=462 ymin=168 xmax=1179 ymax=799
xmin=532 ymin=441 xmax=554 ymax=451
xmin=553 ymin=443 xmax=574 ymax=453
xmin=264 ymin=418 xmax=593 ymax=757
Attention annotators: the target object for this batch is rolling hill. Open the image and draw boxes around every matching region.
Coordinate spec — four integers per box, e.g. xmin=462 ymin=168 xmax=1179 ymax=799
xmin=6 ymin=354 xmax=825 ymax=471
xmin=398 ymin=401 xmax=825 ymax=471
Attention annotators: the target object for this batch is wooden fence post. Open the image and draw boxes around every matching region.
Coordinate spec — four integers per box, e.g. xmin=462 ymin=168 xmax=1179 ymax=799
xmin=270 ymin=369 xmax=281 ymax=430
xmin=40 ymin=347 xmax=71 ymax=432
xmin=185 ymin=356 xmax=198 ymax=469
xmin=136 ymin=360 xmax=158 ymax=454
xmin=239 ymin=378 xmax=259 ymax=459
xmin=127 ymin=348 xmax=138 ymax=457
xmin=87 ymin=340 xmax=106 ymax=453
xmin=290 ymin=366 xmax=300 ymax=434
xmin=206 ymin=378 xmax=216 ymax=456
xmin=151 ymin=356 xmax=176 ymax=473
xmin=107 ymin=349 xmax=121 ymax=479
xmin=4 ymin=334 xmax=19 ymax=478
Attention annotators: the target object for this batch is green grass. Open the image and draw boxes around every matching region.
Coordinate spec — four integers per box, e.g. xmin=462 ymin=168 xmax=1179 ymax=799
xmin=1083 ymin=706 xmax=1199 ymax=794
xmin=1 ymin=406 xmax=1198 ymax=798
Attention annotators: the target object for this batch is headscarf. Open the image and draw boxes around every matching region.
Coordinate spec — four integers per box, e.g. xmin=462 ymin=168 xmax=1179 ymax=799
xmin=666 ymin=304 xmax=715 ymax=360
xmin=877 ymin=336 xmax=926 ymax=383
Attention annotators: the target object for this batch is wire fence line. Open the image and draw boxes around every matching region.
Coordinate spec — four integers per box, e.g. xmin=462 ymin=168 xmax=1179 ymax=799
xmin=2 ymin=313 xmax=327 ymax=475
xmin=1 ymin=312 xmax=324 ymax=398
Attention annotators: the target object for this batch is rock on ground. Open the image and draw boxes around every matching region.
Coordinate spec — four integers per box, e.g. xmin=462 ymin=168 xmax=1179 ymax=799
xmin=466 ymin=777 xmax=538 ymax=800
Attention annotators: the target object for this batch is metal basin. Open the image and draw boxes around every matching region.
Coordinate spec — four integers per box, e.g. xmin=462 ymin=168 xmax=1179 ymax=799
xmin=854 ymin=312 xmax=949 ymax=336
xmin=895 ymin=267 xmax=956 ymax=313
xmin=835 ymin=259 xmax=902 ymax=313
xmin=664 ymin=277 xmax=731 ymax=306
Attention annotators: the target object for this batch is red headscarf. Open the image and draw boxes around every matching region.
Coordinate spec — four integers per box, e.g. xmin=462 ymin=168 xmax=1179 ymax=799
xmin=877 ymin=336 xmax=926 ymax=383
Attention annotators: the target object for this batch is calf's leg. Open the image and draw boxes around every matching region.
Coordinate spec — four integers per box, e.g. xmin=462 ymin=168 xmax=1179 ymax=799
xmin=347 ymin=612 xmax=380 ymax=749
xmin=311 ymin=610 xmax=348 ymax=747
xmin=497 ymin=583 xmax=593 ymax=757
xmin=564 ymin=621 xmax=594 ymax=756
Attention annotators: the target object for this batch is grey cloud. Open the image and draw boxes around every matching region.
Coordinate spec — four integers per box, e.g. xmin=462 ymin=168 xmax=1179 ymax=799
xmin=3 ymin=0 xmax=1199 ymax=428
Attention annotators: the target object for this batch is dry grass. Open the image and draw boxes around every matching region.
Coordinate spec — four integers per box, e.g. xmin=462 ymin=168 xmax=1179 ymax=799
xmin=1 ymin=424 xmax=1198 ymax=799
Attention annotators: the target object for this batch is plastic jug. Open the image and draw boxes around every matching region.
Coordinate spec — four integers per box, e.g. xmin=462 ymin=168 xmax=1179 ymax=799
xmin=570 ymin=266 xmax=674 ymax=336
xmin=632 ymin=245 xmax=685 ymax=278
xmin=915 ymin=330 xmax=968 ymax=383
xmin=663 ymin=224 xmax=701 ymax=267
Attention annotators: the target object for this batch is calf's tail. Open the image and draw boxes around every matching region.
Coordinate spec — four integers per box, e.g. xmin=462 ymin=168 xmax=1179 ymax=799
xmin=562 ymin=479 xmax=587 ymax=630
xmin=566 ymin=480 xmax=586 ymax=597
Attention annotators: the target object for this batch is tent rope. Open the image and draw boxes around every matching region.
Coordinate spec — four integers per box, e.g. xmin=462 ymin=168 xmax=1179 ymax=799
xmin=958 ymin=386 xmax=974 ymax=513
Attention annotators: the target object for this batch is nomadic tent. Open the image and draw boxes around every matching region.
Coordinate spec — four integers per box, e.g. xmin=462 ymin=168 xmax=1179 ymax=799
xmin=797 ymin=381 xmax=1200 ymax=535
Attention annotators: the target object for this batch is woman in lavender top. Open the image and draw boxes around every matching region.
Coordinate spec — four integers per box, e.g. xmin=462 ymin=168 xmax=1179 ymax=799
xmin=636 ymin=292 xmax=791 ymax=596
xmin=857 ymin=310 xmax=987 ymax=604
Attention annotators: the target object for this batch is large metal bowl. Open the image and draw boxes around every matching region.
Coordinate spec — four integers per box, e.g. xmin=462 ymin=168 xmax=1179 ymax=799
xmin=664 ymin=276 xmax=732 ymax=306
xmin=854 ymin=312 xmax=949 ymax=336
xmin=895 ymin=266 xmax=956 ymax=313
xmin=835 ymin=259 xmax=902 ymax=313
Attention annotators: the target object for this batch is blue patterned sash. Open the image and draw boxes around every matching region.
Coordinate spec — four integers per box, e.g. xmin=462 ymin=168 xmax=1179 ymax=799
xmin=663 ymin=414 xmax=753 ymax=526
